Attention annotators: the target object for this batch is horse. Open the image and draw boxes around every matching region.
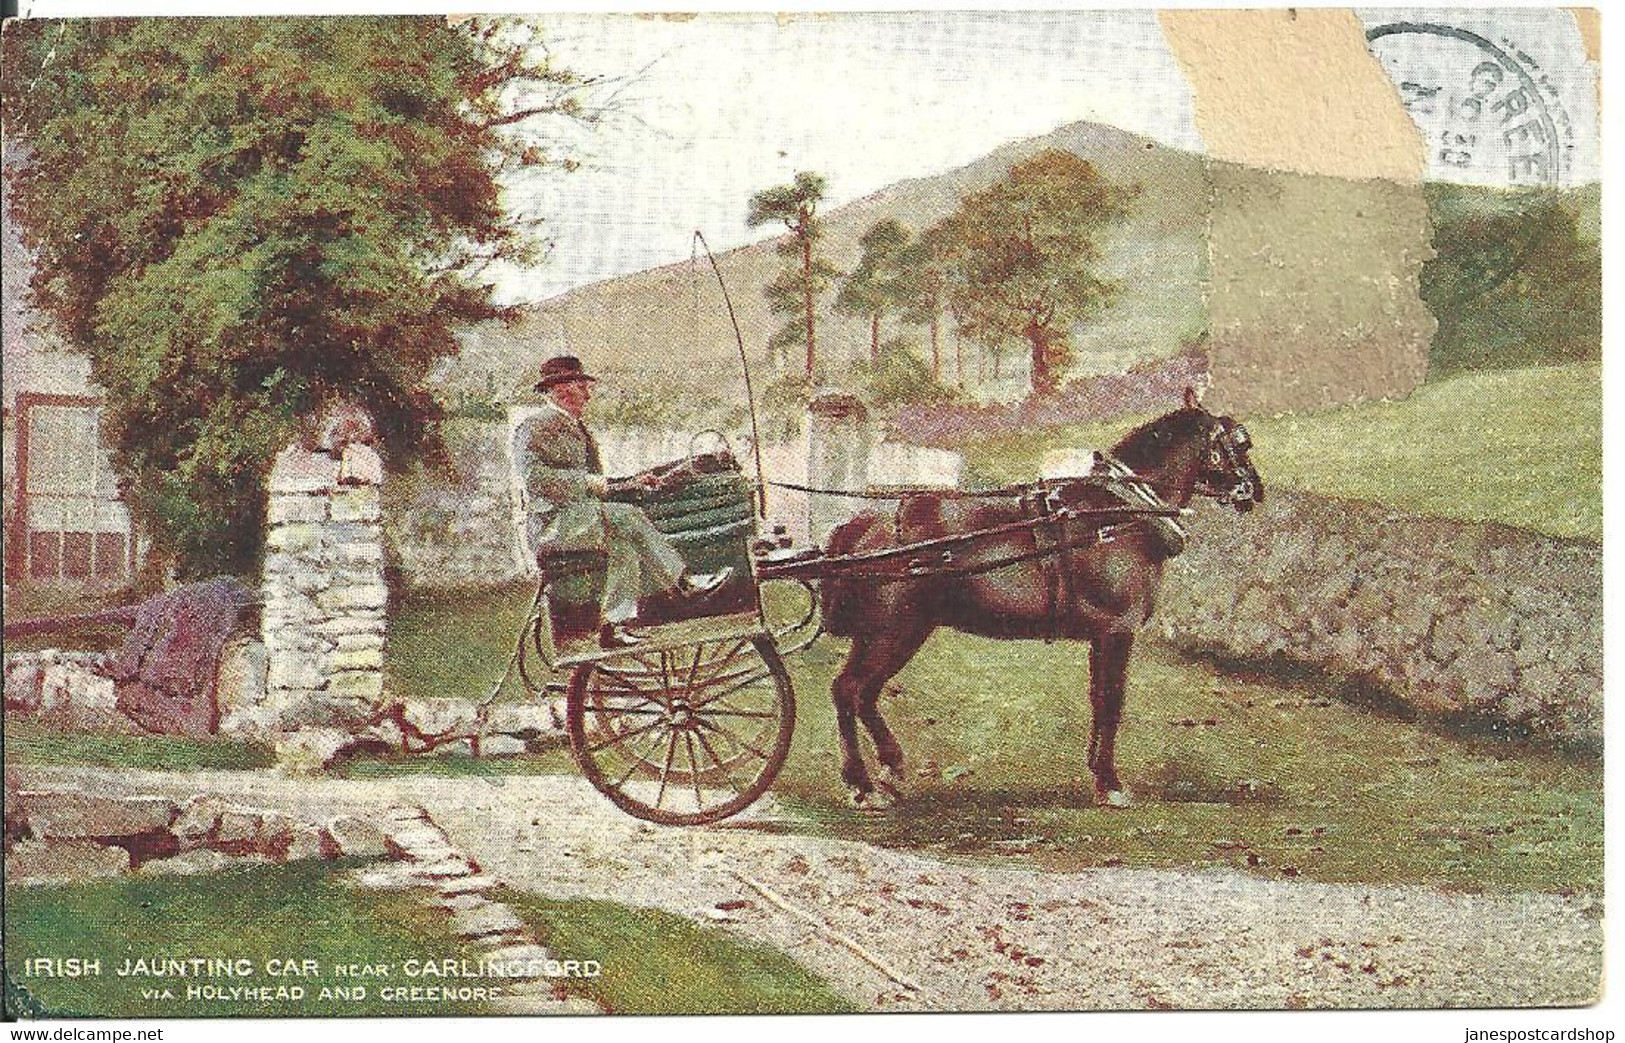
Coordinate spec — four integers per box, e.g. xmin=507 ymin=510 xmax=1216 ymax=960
xmin=819 ymin=388 xmax=1263 ymax=808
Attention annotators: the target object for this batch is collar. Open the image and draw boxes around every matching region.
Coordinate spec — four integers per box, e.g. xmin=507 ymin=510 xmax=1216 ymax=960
xmin=540 ymin=399 xmax=580 ymax=425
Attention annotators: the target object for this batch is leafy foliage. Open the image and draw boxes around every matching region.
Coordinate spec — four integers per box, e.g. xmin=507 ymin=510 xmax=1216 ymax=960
xmin=853 ymin=337 xmax=960 ymax=408
xmin=1421 ymin=184 xmax=1600 ymax=379
xmin=757 ymin=371 xmax=822 ymax=442
xmin=927 ymin=150 xmax=1138 ymax=396
xmin=746 ymin=171 xmax=838 ymax=377
xmin=2 ymin=18 xmax=586 ymax=577
xmin=893 ymin=221 xmax=957 ymax=380
xmin=834 ymin=217 xmax=911 ymax=362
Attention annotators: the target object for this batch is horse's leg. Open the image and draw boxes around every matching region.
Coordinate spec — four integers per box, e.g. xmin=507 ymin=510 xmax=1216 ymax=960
xmin=1087 ymin=631 xmax=1134 ymax=807
xmin=856 ymin=622 xmax=932 ymax=797
xmin=832 ymin=623 xmax=930 ymax=806
xmin=832 ymin=637 xmax=881 ymax=802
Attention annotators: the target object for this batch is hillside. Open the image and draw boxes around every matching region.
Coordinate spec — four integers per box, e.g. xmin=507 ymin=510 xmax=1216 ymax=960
xmin=444 ymin=120 xmax=1211 ymax=405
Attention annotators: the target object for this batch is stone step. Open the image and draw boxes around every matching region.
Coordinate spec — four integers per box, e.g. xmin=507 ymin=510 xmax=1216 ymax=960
xmin=452 ymin=902 xmax=527 ymax=941
xmin=438 ymin=874 xmax=503 ymax=896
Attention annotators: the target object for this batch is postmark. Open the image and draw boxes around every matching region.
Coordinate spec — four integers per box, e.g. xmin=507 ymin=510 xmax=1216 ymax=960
xmin=1364 ymin=20 xmax=1580 ymax=187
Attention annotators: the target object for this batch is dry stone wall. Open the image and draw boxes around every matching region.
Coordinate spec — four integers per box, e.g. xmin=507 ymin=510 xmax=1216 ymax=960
xmin=1157 ymin=489 xmax=1601 ymax=745
xmin=262 ymin=441 xmax=388 ymax=732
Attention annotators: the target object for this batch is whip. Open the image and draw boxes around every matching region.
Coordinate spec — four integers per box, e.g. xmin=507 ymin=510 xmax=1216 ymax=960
xmin=692 ymin=230 xmax=768 ymax=518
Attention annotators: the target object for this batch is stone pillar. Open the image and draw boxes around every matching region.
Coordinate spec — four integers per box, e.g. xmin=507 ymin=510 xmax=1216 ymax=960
xmin=262 ymin=437 xmax=387 ymax=739
xmin=806 ymin=393 xmax=871 ymax=545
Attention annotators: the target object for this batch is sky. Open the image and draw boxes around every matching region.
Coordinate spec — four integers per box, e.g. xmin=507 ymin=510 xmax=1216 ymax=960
xmin=486 ymin=11 xmax=1204 ymax=303
xmin=4 ymin=7 xmax=1604 ymax=334
xmin=484 ymin=7 xmax=1600 ymax=303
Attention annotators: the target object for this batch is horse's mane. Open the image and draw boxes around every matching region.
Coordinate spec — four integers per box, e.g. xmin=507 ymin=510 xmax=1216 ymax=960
xmin=1111 ymin=407 xmax=1211 ymax=474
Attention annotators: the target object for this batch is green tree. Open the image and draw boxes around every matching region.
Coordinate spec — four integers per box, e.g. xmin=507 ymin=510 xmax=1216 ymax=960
xmin=932 ymin=150 xmax=1138 ymax=396
xmin=894 ymin=219 xmax=960 ymax=381
xmin=835 ymin=217 xmax=910 ymax=363
xmin=1421 ymin=186 xmax=1601 ymax=378
xmin=853 ymin=336 xmax=959 ymax=408
xmin=2 ymin=17 xmax=587 ymax=577
xmin=746 ymin=171 xmax=838 ymax=378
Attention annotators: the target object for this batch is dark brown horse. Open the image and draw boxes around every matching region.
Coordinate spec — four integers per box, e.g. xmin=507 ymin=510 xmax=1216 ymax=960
xmin=820 ymin=390 xmax=1263 ymax=808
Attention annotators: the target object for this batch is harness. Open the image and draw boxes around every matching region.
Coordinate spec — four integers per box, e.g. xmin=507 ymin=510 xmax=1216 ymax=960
xmin=1094 ymin=454 xmax=1190 ymax=558
xmin=757 ymin=451 xmax=1189 ymax=635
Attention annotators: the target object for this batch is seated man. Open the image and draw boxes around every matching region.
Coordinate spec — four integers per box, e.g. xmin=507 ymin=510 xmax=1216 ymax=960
xmin=517 ymin=355 xmax=730 ymax=648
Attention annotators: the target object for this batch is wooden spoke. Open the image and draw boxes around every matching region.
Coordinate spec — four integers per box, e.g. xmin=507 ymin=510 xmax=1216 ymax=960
xmin=586 ymin=717 xmax=666 ymax=755
xmin=566 ymin=635 xmax=795 ymax=826
xmin=693 ymin=726 xmax=744 ymax=794
xmin=688 ymin=668 xmax=774 ymax=710
xmin=683 ymin=730 xmax=705 ymax=808
xmin=613 ymin=724 xmax=672 ymax=790
xmin=695 ymin=716 xmax=772 ymax=762
xmin=654 ymin=727 xmax=681 ymax=809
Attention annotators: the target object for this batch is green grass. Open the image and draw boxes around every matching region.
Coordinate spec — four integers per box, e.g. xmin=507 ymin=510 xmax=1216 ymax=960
xmin=963 ymin=362 xmax=1601 ymax=541
xmin=3 ymin=859 xmax=496 ymax=1018
xmin=500 ymin=892 xmax=855 ymax=1014
xmin=386 ymin=583 xmax=539 ymax=703
xmin=4 ymin=718 xmax=274 ymax=771
xmin=385 ymin=589 xmax=1602 ymax=897
xmin=770 ymin=636 xmax=1600 ymax=895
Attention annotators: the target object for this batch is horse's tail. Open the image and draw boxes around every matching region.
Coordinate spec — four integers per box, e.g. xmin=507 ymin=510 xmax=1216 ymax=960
xmin=821 ymin=511 xmax=882 ymax=638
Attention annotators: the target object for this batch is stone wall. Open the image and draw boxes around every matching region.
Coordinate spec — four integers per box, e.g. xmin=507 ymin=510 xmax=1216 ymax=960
xmin=1157 ymin=489 xmax=1601 ymax=745
xmin=3 ymin=651 xmax=133 ymax=733
xmin=262 ymin=441 xmax=388 ymax=732
xmin=4 ymin=640 xmax=270 ymax=739
xmin=3 ymin=775 xmax=387 ymax=881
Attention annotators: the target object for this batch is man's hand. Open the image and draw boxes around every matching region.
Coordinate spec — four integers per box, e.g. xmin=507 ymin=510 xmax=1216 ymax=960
xmin=637 ymin=472 xmax=662 ymax=490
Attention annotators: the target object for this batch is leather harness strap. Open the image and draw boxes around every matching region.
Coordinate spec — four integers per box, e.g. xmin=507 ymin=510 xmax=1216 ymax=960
xmin=1019 ymin=488 xmax=1063 ymax=644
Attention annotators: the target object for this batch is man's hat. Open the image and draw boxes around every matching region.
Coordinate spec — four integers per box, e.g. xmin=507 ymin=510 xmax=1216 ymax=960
xmin=534 ymin=355 xmax=597 ymax=392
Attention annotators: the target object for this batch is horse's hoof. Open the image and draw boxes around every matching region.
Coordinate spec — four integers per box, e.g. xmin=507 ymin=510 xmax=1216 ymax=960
xmin=1097 ymin=788 xmax=1132 ymax=808
xmin=876 ymin=767 xmax=904 ymax=799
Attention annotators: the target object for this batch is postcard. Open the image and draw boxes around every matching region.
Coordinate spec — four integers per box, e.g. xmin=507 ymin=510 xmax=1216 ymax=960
xmin=1 ymin=6 xmax=1605 ymax=1025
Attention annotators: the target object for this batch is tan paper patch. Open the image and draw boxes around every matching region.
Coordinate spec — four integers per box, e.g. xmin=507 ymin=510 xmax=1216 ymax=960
xmin=1158 ymin=8 xmax=1424 ymax=183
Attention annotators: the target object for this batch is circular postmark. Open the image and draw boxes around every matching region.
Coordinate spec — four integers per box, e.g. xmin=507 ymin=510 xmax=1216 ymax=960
xmin=1365 ymin=21 xmax=1575 ymax=187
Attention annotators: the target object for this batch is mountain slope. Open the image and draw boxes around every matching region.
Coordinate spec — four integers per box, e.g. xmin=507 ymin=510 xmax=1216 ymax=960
xmin=446 ymin=120 xmax=1211 ymax=403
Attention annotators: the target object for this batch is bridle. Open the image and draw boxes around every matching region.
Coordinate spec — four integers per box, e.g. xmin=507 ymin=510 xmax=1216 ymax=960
xmin=1192 ymin=417 xmax=1259 ymax=509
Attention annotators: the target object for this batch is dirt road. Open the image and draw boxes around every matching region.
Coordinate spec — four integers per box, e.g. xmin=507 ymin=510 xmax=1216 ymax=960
xmin=18 ymin=765 xmax=1602 ymax=1012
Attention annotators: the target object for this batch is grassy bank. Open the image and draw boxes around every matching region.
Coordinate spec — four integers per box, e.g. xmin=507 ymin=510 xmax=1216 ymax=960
xmin=3 ymin=719 xmax=274 ymax=772
xmin=3 ymin=857 xmax=852 ymax=1018
xmin=501 ymin=892 xmax=854 ymax=1014
xmin=963 ymin=362 xmax=1601 ymax=541
xmin=3 ymin=859 xmax=492 ymax=1018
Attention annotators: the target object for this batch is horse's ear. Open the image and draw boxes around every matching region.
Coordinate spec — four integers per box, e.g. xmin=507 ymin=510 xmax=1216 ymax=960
xmin=1183 ymin=386 xmax=1201 ymax=410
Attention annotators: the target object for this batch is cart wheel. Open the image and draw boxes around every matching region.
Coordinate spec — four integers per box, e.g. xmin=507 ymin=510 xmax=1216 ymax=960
xmin=567 ymin=635 xmax=795 ymax=826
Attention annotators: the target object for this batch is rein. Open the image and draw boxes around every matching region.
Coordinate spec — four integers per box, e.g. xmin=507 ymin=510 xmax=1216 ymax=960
xmin=764 ymin=479 xmax=1052 ymax=501
xmin=755 ymin=501 xmax=1181 ymax=584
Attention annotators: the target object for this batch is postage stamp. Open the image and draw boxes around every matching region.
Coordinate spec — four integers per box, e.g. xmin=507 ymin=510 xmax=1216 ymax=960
xmin=0 ymin=5 xmax=1606 ymax=1034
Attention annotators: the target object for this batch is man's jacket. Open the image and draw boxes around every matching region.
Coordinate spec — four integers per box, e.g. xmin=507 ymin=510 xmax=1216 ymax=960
xmin=513 ymin=403 xmax=609 ymax=554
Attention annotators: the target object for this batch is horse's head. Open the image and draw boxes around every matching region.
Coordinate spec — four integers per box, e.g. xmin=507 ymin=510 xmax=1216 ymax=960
xmin=1183 ymin=388 xmax=1264 ymax=512
xmin=1194 ymin=412 xmax=1264 ymax=512
xmin=1112 ymin=387 xmax=1264 ymax=511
